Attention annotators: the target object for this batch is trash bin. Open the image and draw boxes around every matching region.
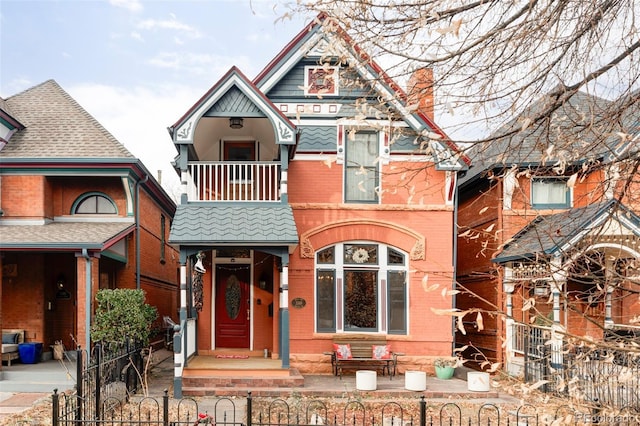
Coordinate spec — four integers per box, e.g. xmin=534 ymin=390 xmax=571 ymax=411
xmin=18 ymin=342 xmax=43 ymax=364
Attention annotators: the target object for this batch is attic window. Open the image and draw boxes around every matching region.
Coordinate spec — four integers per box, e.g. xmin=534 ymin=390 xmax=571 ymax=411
xmin=73 ymin=193 xmax=117 ymax=214
xmin=305 ymin=66 xmax=338 ymax=96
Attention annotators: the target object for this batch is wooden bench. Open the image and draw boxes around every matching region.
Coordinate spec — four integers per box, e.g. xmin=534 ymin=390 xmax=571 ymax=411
xmin=323 ymin=338 xmax=402 ymax=380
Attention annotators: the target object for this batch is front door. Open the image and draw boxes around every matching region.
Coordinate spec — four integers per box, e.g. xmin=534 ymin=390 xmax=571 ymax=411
xmin=215 ymin=265 xmax=250 ymax=348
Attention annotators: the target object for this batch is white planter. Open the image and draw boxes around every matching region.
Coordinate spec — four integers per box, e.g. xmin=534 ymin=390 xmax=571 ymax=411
xmin=356 ymin=370 xmax=377 ymax=391
xmin=467 ymin=372 xmax=490 ymax=392
xmin=404 ymin=371 xmax=426 ymax=391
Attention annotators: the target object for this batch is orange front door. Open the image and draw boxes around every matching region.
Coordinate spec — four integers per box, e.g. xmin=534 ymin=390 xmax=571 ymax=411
xmin=215 ymin=265 xmax=250 ymax=348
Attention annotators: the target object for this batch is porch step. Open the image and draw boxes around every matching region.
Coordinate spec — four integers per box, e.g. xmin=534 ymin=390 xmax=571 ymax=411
xmin=182 ymin=368 xmax=305 ymax=396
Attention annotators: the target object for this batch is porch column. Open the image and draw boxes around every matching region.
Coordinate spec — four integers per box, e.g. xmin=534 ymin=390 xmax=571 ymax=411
xmin=173 ymin=255 xmax=187 ymax=398
xmin=550 ymin=255 xmax=566 ymax=370
xmin=503 ymin=264 xmax=515 ymax=373
xmin=279 ymin=254 xmax=290 ymax=369
xmin=604 ymin=257 xmax=615 ymax=327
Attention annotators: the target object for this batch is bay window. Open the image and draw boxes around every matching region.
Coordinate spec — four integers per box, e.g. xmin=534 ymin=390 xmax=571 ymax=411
xmin=315 ymin=242 xmax=408 ymax=334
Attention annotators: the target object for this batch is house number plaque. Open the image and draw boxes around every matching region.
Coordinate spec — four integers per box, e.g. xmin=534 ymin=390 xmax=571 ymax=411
xmin=291 ymin=298 xmax=306 ymax=309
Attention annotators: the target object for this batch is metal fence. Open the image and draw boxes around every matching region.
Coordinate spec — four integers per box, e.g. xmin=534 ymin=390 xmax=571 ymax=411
xmin=59 ymin=341 xmax=145 ymax=421
xmin=52 ymin=390 xmax=640 ymax=426
xmin=521 ymin=335 xmax=640 ymax=412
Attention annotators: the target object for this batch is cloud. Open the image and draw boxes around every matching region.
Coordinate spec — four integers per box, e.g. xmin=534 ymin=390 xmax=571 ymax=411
xmin=109 ymin=0 xmax=143 ymax=13
xmin=136 ymin=16 xmax=202 ymax=39
xmin=146 ymin=51 xmax=253 ymax=78
xmin=130 ymin=31 xmax=144 ymax=42
xmin=67 ymin=82 xmax=205 ymax=198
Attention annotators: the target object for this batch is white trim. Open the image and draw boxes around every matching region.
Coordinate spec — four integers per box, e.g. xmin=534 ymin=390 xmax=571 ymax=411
xmin=53 ymin=216 xmax=134 ymax=223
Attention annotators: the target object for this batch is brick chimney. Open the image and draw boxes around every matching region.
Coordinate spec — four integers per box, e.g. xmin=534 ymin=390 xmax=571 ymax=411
xmin=407 ymin=68 xmax=434 ymax=121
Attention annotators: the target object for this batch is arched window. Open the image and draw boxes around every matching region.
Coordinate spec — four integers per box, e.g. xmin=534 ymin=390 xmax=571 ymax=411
xmin=73 ymin=193 xmax=117 ymax=214
xmin=315 ymin=242 xmax=408 ymax=334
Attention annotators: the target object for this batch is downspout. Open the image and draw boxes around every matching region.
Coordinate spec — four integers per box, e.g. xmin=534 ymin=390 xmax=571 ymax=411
xmin=451 ymin=178 xmax=459 ymax=356
xmin=135 ymin=174 xmax=149 ymax=289
xmin=81 ymin=248 xmax=91 ymax=350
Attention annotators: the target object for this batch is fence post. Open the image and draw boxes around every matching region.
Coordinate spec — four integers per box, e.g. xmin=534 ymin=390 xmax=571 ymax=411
xmin=76 ymin=348 xmax=83 ymax=421
xmin=246 ymin=391 xmax=252 ymax=426
xmin=52 ymin=389 xmax=59 ymax=426
xmin=419 ymin=396 xmax=426 ymax=426
xmin=96 ymin=343 xmax=102 ymax=420
xmin=163 ymin=389 xmax=170 ymax=426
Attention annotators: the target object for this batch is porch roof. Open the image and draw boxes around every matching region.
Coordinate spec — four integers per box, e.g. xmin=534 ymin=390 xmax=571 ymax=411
xmin=0 ymin=222 xmax=135 ymax=251
xmin=493 ymin=200 xmax=640 ymax=263
xmin=168 ymin=204 xmax=299 ymax=246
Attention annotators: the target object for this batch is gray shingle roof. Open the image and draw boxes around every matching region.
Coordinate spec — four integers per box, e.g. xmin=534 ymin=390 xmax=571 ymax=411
xmin=169 ymin=204 xmax=299 ymax=246
xmin=1 ymin=80 xmax=134 ymax=159
xmin=0 ymin=222 xmax=135 ymax=250
xmin=460 ymin=89 xmax=621 ymax=187
xmin=493 ymin=200 xmax=640 ymax=263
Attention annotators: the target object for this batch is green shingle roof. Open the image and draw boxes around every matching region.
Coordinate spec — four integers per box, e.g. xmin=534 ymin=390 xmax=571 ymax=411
xmin=169 ymin=204 xmax=298 ymax=246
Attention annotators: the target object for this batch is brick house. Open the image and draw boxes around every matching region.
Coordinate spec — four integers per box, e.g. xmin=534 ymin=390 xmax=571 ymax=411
xmin=0 ymin=80 xmax=179 ymax=367
xmin=167 ymin=15 xmax=469 ymax=396
xmin=456 ymin=88 xmax=640 ymax=375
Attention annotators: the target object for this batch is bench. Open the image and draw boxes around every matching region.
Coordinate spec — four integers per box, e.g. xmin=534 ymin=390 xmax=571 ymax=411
xmin=324 ymin=338 xmax=402 ymax=380
xmin=2 ymin=329 xmax=24 ymax=366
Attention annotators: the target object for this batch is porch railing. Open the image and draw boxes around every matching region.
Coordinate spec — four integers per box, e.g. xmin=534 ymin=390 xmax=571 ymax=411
xmin=512 ymin=322 xmax=552 ymax=358
xmin=187 ymin=162 xmax=280 ymax=202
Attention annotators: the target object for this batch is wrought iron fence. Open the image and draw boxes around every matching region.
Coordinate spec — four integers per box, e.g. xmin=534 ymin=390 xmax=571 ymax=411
xmin=51 ymin=390 xmax=640 ymax=425
xmin=522 ymin=337 xmax=640 ymax=412
xmin=58 ymin=341 xmax=145 ymax=421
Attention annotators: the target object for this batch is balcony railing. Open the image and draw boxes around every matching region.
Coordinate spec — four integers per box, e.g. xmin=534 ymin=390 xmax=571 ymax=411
xmin=187 ymin=161 xmax=280 ymax=202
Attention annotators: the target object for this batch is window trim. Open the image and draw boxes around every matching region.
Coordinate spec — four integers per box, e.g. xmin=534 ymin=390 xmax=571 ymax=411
xmin=530 ymin=177 xmax=571 ymax=209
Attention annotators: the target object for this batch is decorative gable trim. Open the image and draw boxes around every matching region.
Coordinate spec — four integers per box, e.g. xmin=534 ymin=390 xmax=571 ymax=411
xmin=254 ymin=15 xmax=469 ymax=171
xmin=172 ymin=67 xmax=296 ymax=145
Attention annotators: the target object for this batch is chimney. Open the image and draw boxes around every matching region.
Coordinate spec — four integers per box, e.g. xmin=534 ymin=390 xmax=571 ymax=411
xmin=408 ymin=68 xmax=434 ymax=121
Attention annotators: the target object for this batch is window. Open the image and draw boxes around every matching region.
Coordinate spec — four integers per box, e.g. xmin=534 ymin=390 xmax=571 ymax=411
xmin=531 ymin=178 xmax=571 ymax=209
xmin=73 ymin=193 xmax=117 ymax=214
xmin=345 ymin=131 xmax=379 ymax=203
xmin=315 ymin=242 xmax=408 ymax=334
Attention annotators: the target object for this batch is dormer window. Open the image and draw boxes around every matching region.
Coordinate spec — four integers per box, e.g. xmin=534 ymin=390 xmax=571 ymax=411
xmin=305 ymin=66 xmax=339 ymax=96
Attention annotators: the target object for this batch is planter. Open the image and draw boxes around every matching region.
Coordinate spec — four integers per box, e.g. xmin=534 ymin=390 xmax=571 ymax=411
xmin=405 ymin=370 xmax=427 ymax=391
xmin=467 ymin=371 xmax=490 ymax=391
xmin=434 ymin=365 xmax=455 ymax=380
xmin=356 ymin=370 xmax=377 ymax=390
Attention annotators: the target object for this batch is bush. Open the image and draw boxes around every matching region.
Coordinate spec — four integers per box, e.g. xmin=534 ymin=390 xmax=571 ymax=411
xmin=91 ymin=289 xmax=158 ymax=346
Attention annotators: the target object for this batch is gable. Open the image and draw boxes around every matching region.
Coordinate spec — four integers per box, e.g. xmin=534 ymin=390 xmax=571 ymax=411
xmin=254 ymin=17 xmax=468 ymax=171
xmin=204 ymin=87 xmax=265 ymax=118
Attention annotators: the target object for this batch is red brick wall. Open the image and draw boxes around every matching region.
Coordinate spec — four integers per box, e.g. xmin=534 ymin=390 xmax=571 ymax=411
xmin=286 ymin=158 xmax=455 ymax=363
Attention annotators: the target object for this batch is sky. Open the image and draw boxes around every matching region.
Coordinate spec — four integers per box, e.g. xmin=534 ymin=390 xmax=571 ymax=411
xmin=0 ymin=0 xmax=311 ymax=196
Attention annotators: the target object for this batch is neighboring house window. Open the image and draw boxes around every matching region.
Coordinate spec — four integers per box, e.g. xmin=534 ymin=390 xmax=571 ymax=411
xmin=160 ymin=215 xmax=166 ymax=264
xmin=304 ymin=66 xmax=339 ymax=96
xmin=315 ymin=242 xmax=408 ymax=334
xmin=531 ymin=178 xmax=571 ymax=209
xmin=73 ymin=193 xmax=117 ymax=214
xmin=345 ymin=131 xmax=379 ymax=203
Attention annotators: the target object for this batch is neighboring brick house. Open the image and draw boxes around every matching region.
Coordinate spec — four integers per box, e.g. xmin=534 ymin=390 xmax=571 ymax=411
xmin=456 ymin=88 xmax=640 ymax=375
xmin=0 ymin=80 xmax=179 ymax=366
xmin=166 ymin=15 xmax=469 ymax=396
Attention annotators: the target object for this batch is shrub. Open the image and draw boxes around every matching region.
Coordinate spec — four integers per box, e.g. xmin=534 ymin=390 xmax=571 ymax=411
xmin=91 ymin=289 xmax=158 ymax=346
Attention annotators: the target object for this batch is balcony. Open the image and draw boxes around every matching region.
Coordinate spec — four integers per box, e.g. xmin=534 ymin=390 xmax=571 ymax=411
xmin=187 ymin=162 xmax=280 ymax=202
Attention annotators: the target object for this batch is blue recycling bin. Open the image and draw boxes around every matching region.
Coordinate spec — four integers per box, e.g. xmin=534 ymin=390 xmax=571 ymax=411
xmin=18 ymin=342 xmax=43 ymax=364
